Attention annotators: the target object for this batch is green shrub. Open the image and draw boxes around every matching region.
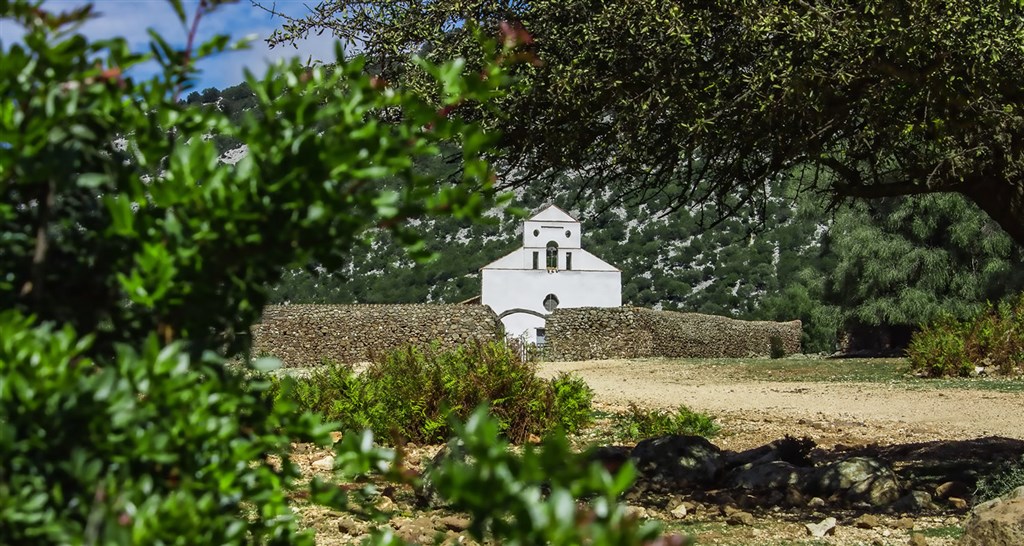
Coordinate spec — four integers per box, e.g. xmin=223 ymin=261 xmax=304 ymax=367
xmin=550 ymin=372 xmax=595 ymax=434
xmin=909 ymin=294 xmax=1024 ymax=377
xmin=0 ymin=311 xmax=325 ymax=545
xmin=426 ymin=407 xmax=675 ymax=545
xmin=614 ymin=403 xmax=720 ymax=442
xmin=272 ymin=342 xmax=594 ymax=444
xmin=0 ymin=2 xmax=672 ymax=544
xmin=907 ymin=315 xmax=973 ymax=377
xmin=974 ymin=455 xmax=1024 ymax=503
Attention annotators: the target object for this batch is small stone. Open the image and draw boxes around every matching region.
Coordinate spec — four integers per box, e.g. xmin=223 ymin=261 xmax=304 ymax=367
xmin=311 ymin=455 xmax=335 ymax=471
xmin=375 ymin=495 xmax=395 ymax=513
xmin=909 ymin=532 xmax=928 ymax=546
xmin=439 ymin=516 xmax=470 ymax=532
xmin=807 ymin=496 xmax=826 ymax=508
xmin=805 ymin=517 xmax=837 ymax=537
xmin=624 ymin=505 xmax=648 ymax=520
xmin=330 ymin=431 xmax=343 ymax=443
xmin=892 ymin=491 xmax=937 ymax=513
xmin=948 ymin=497 xmax=969 ymax=510
xmin=854 ymin=513 xmax=881 ymax=529
xmin=935 ymin=481 xmax=970 ymax=500
xmin=336 ymin=516 xmax=365 ymax=535
xmin=670 ymin=503 xmax=688 ymax=519
xmin=784 ymin=486 xmax=806 ymax=507
xmin=726 ymin=511 xmax=756 ymax=526
xmin=895 ymin=517 xmax=915 ymax=530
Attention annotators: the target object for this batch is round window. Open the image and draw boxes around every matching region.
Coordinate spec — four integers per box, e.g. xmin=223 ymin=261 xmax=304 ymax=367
xmin=565 ymin=229 xmax=571 ymax=238
xmin=533 ymin=229 xmax=540 ymax=237
xmin=542 ymin=293 xmax=560 ymax=313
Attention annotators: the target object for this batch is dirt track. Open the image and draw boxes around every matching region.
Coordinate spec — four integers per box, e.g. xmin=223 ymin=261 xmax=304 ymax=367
xmin=538 ymin=359 xmax=1024 ymax=451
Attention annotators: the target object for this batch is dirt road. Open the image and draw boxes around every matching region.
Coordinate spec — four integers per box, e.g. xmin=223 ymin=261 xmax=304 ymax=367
xmin=539 ymin=359 xmax=1024 ymax=450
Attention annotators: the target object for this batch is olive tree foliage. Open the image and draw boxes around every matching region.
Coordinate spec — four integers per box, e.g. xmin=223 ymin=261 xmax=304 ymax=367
xmin=0 ymin=1 xmax=673 ymax=544
xmin=263 ymin=0 xmax=1024 ymax=244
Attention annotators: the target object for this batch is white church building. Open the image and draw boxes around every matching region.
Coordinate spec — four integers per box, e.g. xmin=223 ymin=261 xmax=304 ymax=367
xmin=481 ymin=205 xmax=621 ymax=344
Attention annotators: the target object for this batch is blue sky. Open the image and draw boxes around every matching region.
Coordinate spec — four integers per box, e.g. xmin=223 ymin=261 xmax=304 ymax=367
xmin=0 ymin=0 xmax=342 ymax=90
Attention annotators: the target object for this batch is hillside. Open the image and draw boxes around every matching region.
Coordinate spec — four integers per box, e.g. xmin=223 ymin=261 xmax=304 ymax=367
xmin=193 ymin=83 xmax=1024 ymax=353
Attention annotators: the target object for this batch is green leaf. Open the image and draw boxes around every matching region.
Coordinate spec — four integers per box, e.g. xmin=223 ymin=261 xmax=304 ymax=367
xmin=252 ymin=357 xmax=282 ymax=373
xmin=76 ymin=173 xmax=110 ymax=188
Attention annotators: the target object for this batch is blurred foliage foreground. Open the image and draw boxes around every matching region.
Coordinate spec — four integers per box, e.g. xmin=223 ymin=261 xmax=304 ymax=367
xmin=0 ymin=1 xmax=677 ymax=544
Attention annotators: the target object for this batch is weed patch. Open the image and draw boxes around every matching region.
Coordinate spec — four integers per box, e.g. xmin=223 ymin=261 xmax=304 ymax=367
xmin=268 ymin=342 xmax=593 ymax=444
xmin=909 ymin=294 xmax=1024 ymax=377
xmin=613 ymin=403 xmax=720 ymax=442
xmin=974 ymin=454 xmax=1024 ymax=503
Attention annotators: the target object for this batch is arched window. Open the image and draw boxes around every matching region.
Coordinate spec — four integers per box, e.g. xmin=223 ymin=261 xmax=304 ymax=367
xmin=546 ymin=241 xmax=558 ymax=269
xmin=543 ymin=293 xmax=559 ymax=313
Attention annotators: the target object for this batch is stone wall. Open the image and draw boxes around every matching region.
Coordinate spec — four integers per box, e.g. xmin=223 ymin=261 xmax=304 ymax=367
xmin=251 ymin=304 xmax=502 ymax=367
xmin=545 ymin=307 xmax=801 ymax=361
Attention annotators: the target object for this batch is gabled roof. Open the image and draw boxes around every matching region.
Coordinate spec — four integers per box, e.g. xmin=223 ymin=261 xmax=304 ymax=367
xmin=528 ymin=204 xmax=577 ymax=223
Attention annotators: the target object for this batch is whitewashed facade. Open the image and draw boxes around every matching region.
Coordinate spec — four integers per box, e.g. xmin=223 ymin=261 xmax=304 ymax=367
xmin=481 ymin=205 xmax=621 ymax=343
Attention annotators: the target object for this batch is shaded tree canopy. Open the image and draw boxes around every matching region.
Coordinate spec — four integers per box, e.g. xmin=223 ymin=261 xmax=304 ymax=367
xmin=264 ymin=0 xmax=1024 ymax=244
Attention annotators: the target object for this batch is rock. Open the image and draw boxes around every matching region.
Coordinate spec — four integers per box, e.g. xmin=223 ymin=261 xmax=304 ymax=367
xmin=959 ymin=496 xmax=1024 ymax=546
xmin=711 ymin=491 xmax=737 ymax=507
xmin=854 ymin=513 xmax=881 ymax=529
xmin=785 ymin=486 xmax=806 ymax=507
xmin=727 ymin=460 xmax=811 ymax=492
xmin=336 ymin=516 xmax=366 ymax=535
xmin=935 ymin=481 xmax=971 ymax=500
xmin=415 ymin=438 xmax=468 ymax=508
xmin=805 ymin=517 xmax=837 ymax=537
xmin=892 ymin=491 xmax=938 ymax=513
xmin=895 ymin=517 xmax=916 ymax=530
xmin=909 ymin=532 xmax=929 ymax=546
xmin=591 ymin=445 xmax=632 ymax=476
xmin=374 ymin=495 xmax=395 ymax=513
xmin=815 ymin=457 xmax=900 ymax=507
xmin=670 ymin=503 xmax=688 ymax=519
xmin=624 ymin=505 xmax=648 ymax=520
xmin=311 ymin=455 xmax=335 ymax=471
xmin=439 ymin=516 xmax=470 ymax=532
xmin=807 ymin=496 xmax=826 ymax=508
xmin=631 ymin=435 xmax=724 ymax=489
xmin=726 ymin=511 xmax=756 ymax=526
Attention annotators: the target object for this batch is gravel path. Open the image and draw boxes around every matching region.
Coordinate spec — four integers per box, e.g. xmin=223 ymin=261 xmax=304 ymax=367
xmin=539 ymin=359 xmax=1024 ymax=450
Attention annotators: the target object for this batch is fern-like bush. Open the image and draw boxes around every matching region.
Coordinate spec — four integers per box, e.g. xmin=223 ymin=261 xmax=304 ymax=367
xmin=270 ymin=342 xmax=594 ymax=444
xmin=908 ymin=294 xmax=1024 ymax=377
xmin=614 ymin=403 xmax=720 ymax=442
xmin=550 ymin=372 xmax=595 ymax=434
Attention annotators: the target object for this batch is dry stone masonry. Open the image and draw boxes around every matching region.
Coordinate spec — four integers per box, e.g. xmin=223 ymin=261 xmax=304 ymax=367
xmin=251 ymin=304 xmax=502 ymax=367
xmin=544 ymin=307 xmax=801 ymax=360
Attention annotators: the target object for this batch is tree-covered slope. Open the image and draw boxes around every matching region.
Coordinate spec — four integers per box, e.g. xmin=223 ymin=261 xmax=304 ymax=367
xmin=193 ymin=83 xmax=1023 ymax=354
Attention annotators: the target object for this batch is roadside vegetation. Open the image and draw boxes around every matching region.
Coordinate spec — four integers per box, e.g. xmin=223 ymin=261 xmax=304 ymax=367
xmin=612 ymin=404 xmax=721 ymax=442
xmin=908 ymin=294 xmax=1024 ymax=377
xmin=265 ymin=342 xmax=594 ymax=444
